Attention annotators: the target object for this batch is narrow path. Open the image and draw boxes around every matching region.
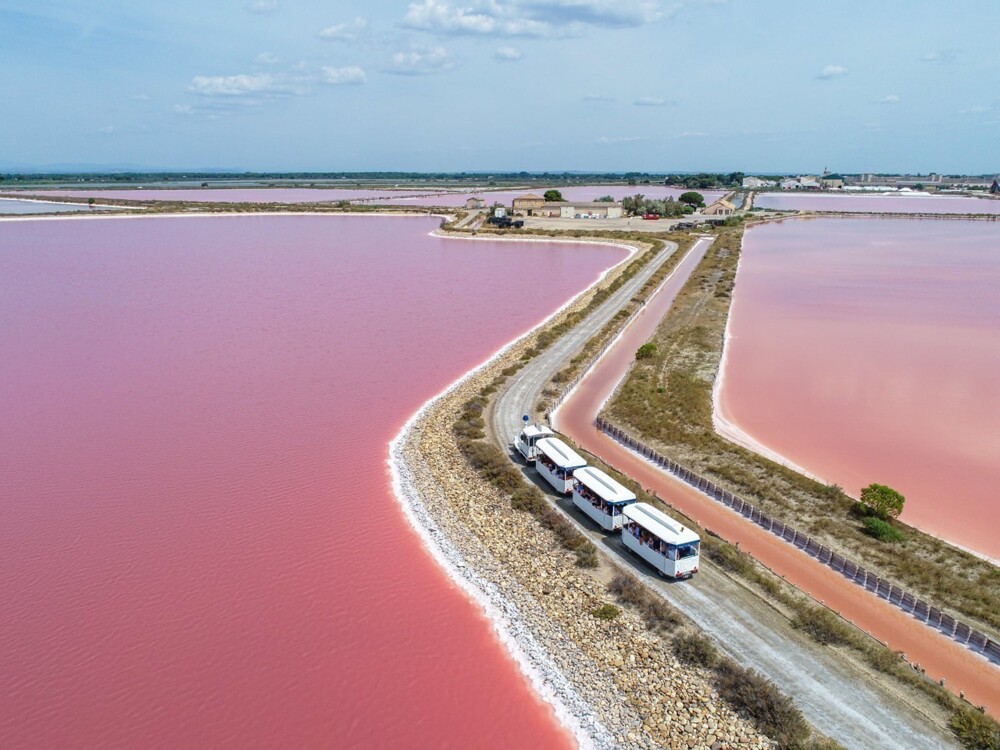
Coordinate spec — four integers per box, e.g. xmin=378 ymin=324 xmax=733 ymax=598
xmin=490 ymin=238 xmax=678 ymax=444
xmin=492 ymin=236 xmax=958 ymax=748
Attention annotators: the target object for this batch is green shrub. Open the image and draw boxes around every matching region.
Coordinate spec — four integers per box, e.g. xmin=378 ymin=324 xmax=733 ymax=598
xmin=714 ymin=658 xmax=810 ymax=748
xmin=950 ymin=707 xmax=1000 ymax=750
xmin=790 ymin=603 xmax=853 ymax=646
xmin=864 ymin=645 xmax=905 ymax=673
xmin=635 ymin=342 xmax=657 ymax=360
xmin=592 ymin=603 xmax=621 ymax=621
xmin=672 ymin=631 xmax=719 ymax=668
xmin=862 ymin=517 xmax=907 ymax=543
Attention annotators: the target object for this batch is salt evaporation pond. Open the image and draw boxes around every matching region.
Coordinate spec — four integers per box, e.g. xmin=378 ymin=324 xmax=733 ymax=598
xmin=0 ymin=198 xmax=108 ymax=214
xmin=26 ymin=187 xmax=446 ymax=204
xmin=0 ymin=214 xmax=628 ymax=748
xmin=30 ymin=185 xmax=726 ymax=207
xmin=755 ymin=192 xmax=1000 ymax=215
xmin=718 ymin=218 xmax=1000 ymax=559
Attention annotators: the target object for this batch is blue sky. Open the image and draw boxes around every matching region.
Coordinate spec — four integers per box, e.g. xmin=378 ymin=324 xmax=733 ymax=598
xmin=1 ymin=1 xmax=998 ymax=173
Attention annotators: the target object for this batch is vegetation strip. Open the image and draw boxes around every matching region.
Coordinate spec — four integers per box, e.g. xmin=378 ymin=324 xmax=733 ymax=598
xmin=605 ymin=226 xmax=1000 ymax=635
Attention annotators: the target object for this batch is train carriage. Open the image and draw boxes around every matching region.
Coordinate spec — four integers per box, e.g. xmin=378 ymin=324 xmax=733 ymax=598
xmin=534 ymin=437 xmax=587 ymax=494
xmin=622 ymin=502 xmax=700 ymax=578
xmin=572 ymin=466 xmax=636 ymax=531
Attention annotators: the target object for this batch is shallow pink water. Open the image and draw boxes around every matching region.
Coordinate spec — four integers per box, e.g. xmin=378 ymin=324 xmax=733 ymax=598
xmin=27 ymin=186 xmax=726 ymax=208
xmin=755 ymin=192 xmax=1000 ymax=215
xmin=0 ymin=214 xmax=627 ymax=748
xmin=25 ymin=188 xmax=447 ymax=204
xmin=719 ymin=218 xmax=1000 ymax=559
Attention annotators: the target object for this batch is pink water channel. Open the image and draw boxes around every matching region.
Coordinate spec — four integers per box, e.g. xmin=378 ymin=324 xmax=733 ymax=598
xmin=0 ymin=214 xmax=627 ymax=748
xmin=718 ymin=218 xmax=1000 ymax=560
xmin=755 ymin=192 xmax=1000 ymax=215
xmin=27 ymin=185 xmax=725 ymax=207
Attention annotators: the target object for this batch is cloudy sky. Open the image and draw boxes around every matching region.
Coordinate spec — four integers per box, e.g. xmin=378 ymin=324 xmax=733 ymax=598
xmin=1 ymin=0 xmax=998 ymax=173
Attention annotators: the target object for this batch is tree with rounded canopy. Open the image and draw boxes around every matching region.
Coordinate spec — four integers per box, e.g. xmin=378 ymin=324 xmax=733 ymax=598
xmin=858 ymin=483 xmax=905 ymax=520
xmin=543 ymin=189 xmax=564 ymax=202
xmin=678 ymin=191 xmax=705 ymax=207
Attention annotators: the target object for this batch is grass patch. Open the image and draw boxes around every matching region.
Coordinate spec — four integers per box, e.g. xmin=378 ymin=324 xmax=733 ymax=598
xmin=950 ymin=707 xmax=1000 ymax=750
xmin=715 ymin=657 xmax=811 ymax=749
xmin=790 ymin=602 xmax=853 ymax=646
xmin=591 ymin=603 xmax=621 ymax=621
xmin=607 ymin=572 xmax=682 ymax=633
xmin=672 ymin=631 xmax=719 ymax=668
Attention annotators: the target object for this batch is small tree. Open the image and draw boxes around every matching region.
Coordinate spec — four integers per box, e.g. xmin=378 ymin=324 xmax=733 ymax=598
xmin=678 ymin=191 xmax=705 ymax=207
xmin=543 ymin=189 xmax=564 ymax=202
xmin=858 ymin=483 xmax=905 ymax=520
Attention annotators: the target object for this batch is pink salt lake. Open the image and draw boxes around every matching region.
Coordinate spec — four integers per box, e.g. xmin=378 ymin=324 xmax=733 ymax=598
xmin=718 ymin=218 xmax=1000 ymax=560
xmin=0 ymin=214 xmax=628 ymax=748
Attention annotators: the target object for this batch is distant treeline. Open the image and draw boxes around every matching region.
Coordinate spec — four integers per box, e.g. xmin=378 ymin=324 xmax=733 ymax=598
xmin=1 ymin=170 xmax=744 ymax=187
xmin=2 ymin=170 xmax=995 ymax=186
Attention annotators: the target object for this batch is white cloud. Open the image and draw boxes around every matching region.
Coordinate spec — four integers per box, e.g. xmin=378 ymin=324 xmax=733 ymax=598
xmin=385 ymin=46 xmax=454 ymax=75
xmin=495 ymin=46 xmax=522 ymax=60
xmin=100 ymin=125 xmax=116 ymax=134
xmin=633 ymin=96 xmax=670 ymax=106
xmin=958 ymin=105 xmax=991 ymax=115
xmin=596 ymin=135 xmax=642 ymax=144
xmin=321 ymin=65 xmax=367 ymax=85
xmin=520 ymin=0 xmax=663 ymax=27
xmin=248 ymin=0 xmax=278 ymax=14
xmin=583 ymin=93 xmax=615 ymax=102
xmin=319 ymin=17 xmax=368 ymax=41
xmin=677 ymin=130 xmax=707 ymax=137
xmin=920 ymin=49 xmax=958 ymax=64
xmin=131 ymin=93 xmax=151 ymax=101
xmin=172 ymin=104 xmax=193 ymax=114
xmin=882 ymin=94 xmax=900 ymax=103
xmin=817 ymin=64 xmax=848 ymax=80
xmin=402 ymin=0 xmax=664 ymax=38
xmin=256 ymin=52 xmax=280 ymax=65
xmin=188 ymin=73 xmax=307 ymax=99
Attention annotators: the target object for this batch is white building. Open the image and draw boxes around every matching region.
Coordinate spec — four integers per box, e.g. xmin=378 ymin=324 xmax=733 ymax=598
xmin=559 ymin=202 xmax=623 ymax=219
xmin=779 ymin=178 xmax=801 ymax=190
xmin=742 ymin=176 xmax=776 ymax=188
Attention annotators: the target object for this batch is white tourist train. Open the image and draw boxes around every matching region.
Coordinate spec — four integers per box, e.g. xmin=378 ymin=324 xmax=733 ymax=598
xmin=515 ymin=422 xmax=555 ymax=463
xmin=572 ymin=466 xmax=636 ymax=531
xmin=534 ymin=437 xmax=588 ymax=494
xmin=622 ymin=502 xmax=701 ymax=578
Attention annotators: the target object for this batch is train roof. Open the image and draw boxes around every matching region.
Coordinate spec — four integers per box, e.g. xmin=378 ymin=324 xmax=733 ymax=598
xmin=573 ymin=466 xmax=635 ymax=504
xmin=535 ymin=437 xmax=587 ymax=470
xmin=520 ymin=424 xmax=554 ymax=440
xmin=623 ymin=503 xmax=700 ymax=545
